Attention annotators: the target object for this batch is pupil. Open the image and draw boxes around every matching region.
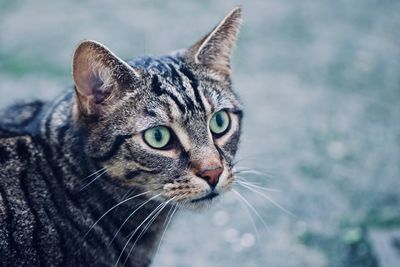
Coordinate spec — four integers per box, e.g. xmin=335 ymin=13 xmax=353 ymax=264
xmin=154 ymin=129 xmax=162 ymax=142
xmin=216 ymin=114 xmax=224 ymax=127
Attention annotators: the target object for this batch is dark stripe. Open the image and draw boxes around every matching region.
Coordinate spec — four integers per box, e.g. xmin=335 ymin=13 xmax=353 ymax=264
xmin=34 ymin=156 xmax=102 ymax=260
xmin=83 ymin=194 xmax=124 ymax=258
xmin=231 ymin=109 xmax=243 ymax=120
xmin=34 ymin=139 xmax=92 ymax=243
xmin=167 ymin=63 xmax=197 ymax=111
xmin=42 ymin=205 xmax=67 ymax=266
xmin=164 ymin=91 xmax=186 ymax=113
xmin=143 ymin=108 xmax=158 ymax=117
xmin=55 ymin=129 xmax=88 ymax=188
xmin=34 ymin=157 xmax=77 ymax=225
xmin=222 ymin=128 xmax=241 ymax=157
xmin=16 ymin=139 xmax=30 ymax=160
xmin=36 ymin=138 xmax=78 ymax=203
xmin=126 ymin=169 xmax=161 ymax=180
xmin=183 ymin=95 xmax=196 ymax=112
xmin=126 ymin=170 xmax=141 ymax=180
xmin=0 ymin=183 xmax=17 ymax=264
xmin=168 ymin=64 xmax=184 ymax=91
xmin=84 ymin=180 xmax=142 ymax=261
xmin=90 ymin=134 xmax=132 ymax=162
xmin=0 ymin=145 xmax=10 ymax=164
xmin=166 ymin=56 xmax=180 ymax=65
xmin=18 ymin=169 xmax=43 ymax=266
xmin=178 ymin=65 xmax=198 ymax=88
xmin=151 ymin=75 xmax=163 ymax=96
xmin=215 ymin=145 xmax=227 ymax=161
xmin=124 ymin=144 xmax=166 ymax=172
xmin=178 ymin=65 xmax=205 ymax=111
xmin=56 ymin=121 xmax=72 ymax=148
xmin=0 ymin=128 xmax=24 ymax=138
xmin=15 ymin=140 xmax=43 ymax=265
xmin=151 ymin=75 xmax=186 ymax=113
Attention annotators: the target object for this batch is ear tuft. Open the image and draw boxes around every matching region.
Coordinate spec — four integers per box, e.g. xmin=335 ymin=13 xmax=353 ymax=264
xmin=72 ymin=40 xmax=138 ymax=117
xmin=189 ymin=7 xmax=242 ymax=77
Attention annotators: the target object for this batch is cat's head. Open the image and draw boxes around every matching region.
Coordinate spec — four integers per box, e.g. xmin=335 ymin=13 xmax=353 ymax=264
xmin=72 ymin=7 xmax=242 ymax=208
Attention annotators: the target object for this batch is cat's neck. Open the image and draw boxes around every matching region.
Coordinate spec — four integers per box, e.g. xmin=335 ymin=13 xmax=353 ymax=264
xmin=37 ymin=89 xmax=94 ymax=190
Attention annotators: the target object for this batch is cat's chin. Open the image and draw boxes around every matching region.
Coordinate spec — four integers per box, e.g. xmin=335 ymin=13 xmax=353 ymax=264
xmin=184 ymin=192 xmax=221 ymax=211
xmin=191 ymin=191 xmax=219 ymax=203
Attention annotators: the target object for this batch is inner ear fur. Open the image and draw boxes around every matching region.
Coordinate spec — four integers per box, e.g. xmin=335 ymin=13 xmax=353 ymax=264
xmin=72 ymin=40 xmax=139 ymax=118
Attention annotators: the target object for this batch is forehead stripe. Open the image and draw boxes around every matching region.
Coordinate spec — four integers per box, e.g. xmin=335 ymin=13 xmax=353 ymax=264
xmin=167 ymin=63 xmax=184 ymax=91
xmin=167 ymin=63 xmax=197 ymax=112
xmin=178 ymin=65 xmax=206 ymax=112
xmin=151 ymin=75 xmax=186 ymax=113
xmin=165 ymin=56 xmax=206 ymax=112
xmin=164 ymin=91 xmax=187 ymax=114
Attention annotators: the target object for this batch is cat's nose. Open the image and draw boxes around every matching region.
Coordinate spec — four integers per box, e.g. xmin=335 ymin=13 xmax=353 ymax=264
xmin=197 ymin=167 xmax=223 ymax=189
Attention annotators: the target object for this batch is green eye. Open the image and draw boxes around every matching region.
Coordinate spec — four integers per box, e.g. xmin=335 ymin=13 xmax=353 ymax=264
xmin=210 ymin=110 xmax=230 ymax=135
xmin=143 ymin=126 xmax=171 ymax=149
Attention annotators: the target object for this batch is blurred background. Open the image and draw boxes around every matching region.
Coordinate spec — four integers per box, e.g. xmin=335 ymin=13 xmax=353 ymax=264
xmin=1 ymin=0 xmax=399 ymax=266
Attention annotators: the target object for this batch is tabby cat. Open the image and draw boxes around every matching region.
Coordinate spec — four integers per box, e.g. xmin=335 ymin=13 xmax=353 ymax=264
xmin=0 ymin=7 xmax=242 ymax=267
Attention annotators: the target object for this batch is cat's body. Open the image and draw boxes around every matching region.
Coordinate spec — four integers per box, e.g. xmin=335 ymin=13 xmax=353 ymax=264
xmin=0 ymin=92 xmax=167 ymax=266
xmin=0 ymin=7 xmax=242 ymax=266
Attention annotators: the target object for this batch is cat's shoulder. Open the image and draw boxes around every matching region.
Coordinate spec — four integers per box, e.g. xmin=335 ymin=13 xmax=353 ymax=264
xmin=0 ymin=101 xmax=45 ymax=172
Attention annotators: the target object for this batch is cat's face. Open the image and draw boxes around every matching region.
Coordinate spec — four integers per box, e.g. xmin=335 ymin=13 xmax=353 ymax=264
xmin=72 ymin=8 xmax=242 ymax=208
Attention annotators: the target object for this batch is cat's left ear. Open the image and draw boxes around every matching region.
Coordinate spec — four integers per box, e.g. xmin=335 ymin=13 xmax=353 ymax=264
xmin=188 ymin=6 xmax=242 ymax=78
xmin=72 ymin=40 xmax=140 ymax=118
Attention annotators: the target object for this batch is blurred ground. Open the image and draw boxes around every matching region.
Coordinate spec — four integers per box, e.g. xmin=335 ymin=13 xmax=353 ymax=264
xmin=0 ymin=0 xmax=399 ymax=266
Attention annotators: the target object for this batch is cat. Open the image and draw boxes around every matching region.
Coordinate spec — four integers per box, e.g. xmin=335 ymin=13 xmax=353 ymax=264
xmin=0 ymin=6 xmax=242 ymax=267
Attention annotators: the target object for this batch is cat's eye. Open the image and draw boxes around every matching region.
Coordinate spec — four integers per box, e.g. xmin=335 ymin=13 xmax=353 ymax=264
xmin=210 ymin=110 xmax=230 ymax=136
xmin=143 ymin=126 xmax=172 ymax=149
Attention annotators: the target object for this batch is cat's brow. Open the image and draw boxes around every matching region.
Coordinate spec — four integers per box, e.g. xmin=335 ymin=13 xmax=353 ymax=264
xmin=133 ymin=116 xmax=170 ymax=132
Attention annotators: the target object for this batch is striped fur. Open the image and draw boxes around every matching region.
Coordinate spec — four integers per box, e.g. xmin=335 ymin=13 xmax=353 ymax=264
xmin=0 ymin=7 xmax=242 ymax=266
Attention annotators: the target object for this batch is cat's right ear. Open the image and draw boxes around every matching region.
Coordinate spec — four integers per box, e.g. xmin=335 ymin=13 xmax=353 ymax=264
xmin=188 ymin=7 xmax=242 ymax=79
xmin=72 ymin=40 xmax=140 ymax=118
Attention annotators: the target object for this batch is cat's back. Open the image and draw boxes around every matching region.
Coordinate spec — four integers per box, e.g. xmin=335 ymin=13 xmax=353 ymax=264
xmin=0 ymin=101 xmax=64 ymax=266
xmin=0 ymin=100 xmax=46 ymax=194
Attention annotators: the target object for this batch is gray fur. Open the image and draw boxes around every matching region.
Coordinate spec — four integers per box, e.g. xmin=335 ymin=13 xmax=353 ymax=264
xmin=0 ymin=7 xmax=242 ymax=266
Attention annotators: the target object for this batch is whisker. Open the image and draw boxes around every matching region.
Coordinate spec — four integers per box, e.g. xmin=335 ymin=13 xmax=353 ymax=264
xmin=232 ymin=153 xmax=269 ymax=165
xmin=232 ymin=189 xmax=269 ymax=230
xmin=83 ymin=191 xmax=152 ymax=240
xmin=239 ymin=183 xmax=296 ymax=218
xmin=85 ymin=167 xmax=107 ymax=179
xmin=109 ymin=194 xmax=161 ymax=245
xmin=234 ymin=178 xmax=281 ymax=193
xmin=115 ymin=199 xmax=168 ymax=267
xmin=154 ymin=203 xmax=179 ymax=256
xmin=123 ymin=199 xmax=173 ymax=266
xmin=112 ymin=188 xmax=137 ymax=216
xmin=231 ymin=191 xmax=260 ymax=238
xmin=157 ymin=204 xmax=174 ymax=240
xmin=234 ymin=168 xmax=274 ymax=180
xmin=80 ymin=168 xmax=108 ymax=191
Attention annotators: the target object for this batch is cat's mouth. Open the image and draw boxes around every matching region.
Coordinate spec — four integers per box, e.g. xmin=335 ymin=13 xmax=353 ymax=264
xmin=191 ymin=191 xmax=219 ymax=203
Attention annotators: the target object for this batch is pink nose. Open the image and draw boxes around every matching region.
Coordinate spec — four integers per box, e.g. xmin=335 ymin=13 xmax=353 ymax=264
xmin=197 ymin=167 xmax=223 ymax=189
